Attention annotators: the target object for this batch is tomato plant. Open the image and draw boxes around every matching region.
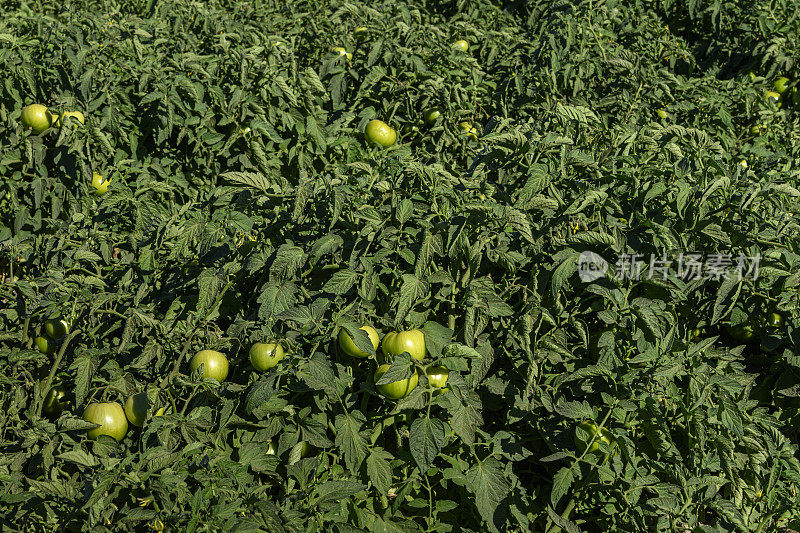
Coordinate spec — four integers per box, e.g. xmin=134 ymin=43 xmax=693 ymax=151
xmin=4 ymin=1 xmax=800 ymax=530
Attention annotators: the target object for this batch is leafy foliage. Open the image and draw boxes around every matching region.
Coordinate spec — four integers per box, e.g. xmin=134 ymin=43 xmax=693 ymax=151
xmin=3 ymin=0 xmax=800 ymax=531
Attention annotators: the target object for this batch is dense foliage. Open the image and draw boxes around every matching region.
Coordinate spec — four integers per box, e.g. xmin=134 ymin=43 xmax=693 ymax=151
xmin=3 ymin=0 xmax=800 ymax=531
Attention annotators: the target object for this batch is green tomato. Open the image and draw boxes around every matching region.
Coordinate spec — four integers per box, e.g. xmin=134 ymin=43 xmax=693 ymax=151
xmin=84 ymin=402 xmax=128 ymax=441
xmin=423 ymin=107 xmax=441 ymax=126
xmin=54 ymin=110 xmax=85 ymax=127
xmin=354 ymin=26 xmax=368 ymax=39
xmin=791 ymin=87 xmax=800 ymax=106
xmin=453 ymin=39 xmax=469 ymax=52
xmin=331 ymin=47 xmax=353 ymax=61
xmin=21 ymin=104 xmax=54 ymax=134
xmin=765 ymin=312 xmax=785 ymax=328
xmin=573 ymin=421 xmax=615 ymax=456
xmin=35 ymin=336 xmax=55 ymax=355
xmin=266 ymin=440 xmax=276 ymax=455
xmin=338 ymin=325 xmax=380 ymax=358
xmin=656 ymin=108 xmax=667 ymax=119
xmin=750 ymin=124 xmax=766 ymax=135
xmin=190 ymin=349 xmax=229 ymax=382
xmin=45 ymin=318 xmax=69 ymax=340
xmin=249 ymin=342 xmax=285 ymax=371
xmin=365 ymin=119 xmax=397 ymax=148
xmin=764 ymin=90 xmax=782 ymax=108
xmin=425 ymin=365 xmax=450 ymax=395
xmin=124 ymin=392 xmax=149 ymax=427
xmin=425 ymin=365 xmax=449 ymax=388
xmin=41 ymin=381 xmax=68 ymax=417
xmin=374 ymin=364 xmax=419 ymax=400
xmin=458 ymin=121 xmax=478 ymax=141
xmin=727 ymin=323 xmax=757 ymax=342
xmin=91 ymin=172 xmax=109 ymax=195
xmin=774 ymin=76 xmax=790 ymax=95
xmin=381 ymin=329 xmax=426 ymax=361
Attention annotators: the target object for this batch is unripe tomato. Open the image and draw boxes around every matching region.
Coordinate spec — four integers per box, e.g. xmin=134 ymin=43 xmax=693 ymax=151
xmin=374 ymin=364 xmax=419 ymax=400
xmin=791 ymin=87 xmax=800 ymax=106
xmin=299 ymin=441 xmax=311 ymax=457
xmin=425 ymin=365 xmax=449 ymax=388
xmin=249 ymin=342 xmax=285 ymax=371
xmin=190 ymin=349 xmax=229 ymax=382
xmin=54 ymin=110 xmax=85 ymax=127
xmin=423 ymin=107 xmax=441 ymax=126
xmin=403 ymin=124 xmax=421 ymax=138
xmin=354 ymin=26 xmax=368 ymax=39
xmin=764 ymin=90 xmax=782 ymax=108
xmin=266 ymin=440 xmax=276 ymax=455
xmin=573 ymin=421 xmax=615 ymax=456
xmin=656 ymin=108 xmax=667 ymax=119
xmin=426 ymin=365 xmax=450 ymax=395
xmin=774 ymin=76 xmax=790 ymax=95
xmin=91 ymin=172 xmax=109 ymax=195
xmin=765 ymin=312 xmax=785 ymax=328
xmin=35 ymin=336 xmax=55 ymax=355
xmin=84 ymin=402 xmax=128 ymax=441
xmin=338 ymin=325 xmax=380 ymax=358
xmin=45 ymin=318 xmax=69 ymax=340
xmin=453 ymin=39 xmax=469 ymax=52
xmin=21 ymin=104 xmax=54 ymax=133
xmin=726 ymin=323 xmax=757 ymax=342
xmin=365 ymin=119 xmax=397 ymax=148
xmin=458 ymin=121 xmax=478 ymax=141
xmin=331 ymin=47 xmax=353 ymax=61
xmin=751 ymin=124 xmax=766 ymax=135
xmin=124 ymin=392 xmax=149 ymax=427
xmin=41 ymin=381 xmax=68 ymax=416
xmin=381 ymin=329 xmax=426 ymax=361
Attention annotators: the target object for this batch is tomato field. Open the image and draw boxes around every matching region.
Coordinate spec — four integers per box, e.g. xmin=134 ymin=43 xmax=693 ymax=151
xmin=4 ymin=0 xmax=800 ymax=531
